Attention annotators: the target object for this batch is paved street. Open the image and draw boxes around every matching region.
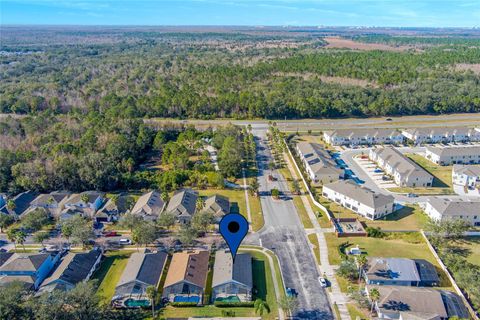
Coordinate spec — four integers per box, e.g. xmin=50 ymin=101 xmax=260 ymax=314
xmin=246 ymin=130 xmax=333 ymax=320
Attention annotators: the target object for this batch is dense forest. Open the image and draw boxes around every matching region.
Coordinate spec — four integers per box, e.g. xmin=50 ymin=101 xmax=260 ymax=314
xmin=1 ymin=27 xmax=480 ymax=119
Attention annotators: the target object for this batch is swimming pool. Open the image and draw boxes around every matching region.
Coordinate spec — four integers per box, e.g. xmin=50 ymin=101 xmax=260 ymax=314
xmin=173 ymin=296 xmax=200 ymax=303
xmin=124 ymin=299 xmax=150 ymax=308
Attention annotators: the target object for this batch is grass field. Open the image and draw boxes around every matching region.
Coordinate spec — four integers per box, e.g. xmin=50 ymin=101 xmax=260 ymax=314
xmin=456 ymin=237 xmax=480 ymax=267
xmin=347 ymin=303 xmax=369 ymax=320
xmin=92 ymin=250 xmax=132 ymax=305
xmin=324 ymin=233 xmax=452 ymax=287
xmin=308 ymin=234 xmax=321 ymax=265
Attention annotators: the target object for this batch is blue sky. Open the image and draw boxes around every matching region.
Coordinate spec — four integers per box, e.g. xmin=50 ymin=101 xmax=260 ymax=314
xmin=1 ymin=0 xmax=479 ymax=27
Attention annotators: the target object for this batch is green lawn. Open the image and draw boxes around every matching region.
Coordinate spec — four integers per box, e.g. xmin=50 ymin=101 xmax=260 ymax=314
xmin=324 ymin=233 xmax=452 ymax=287
xmin=248 ymin=193 xmax=264 ymax=232
xmin=456 ymin=237 xmax=480 ymax=267
xmin=325 ymin=198 xmax=428 ymax=231
xmin=308 ymin=234 xmax=321 ymax=265
xmin=92 ymin=250 xmax=132 ymax=305
xmin=160 ymin=305 xmax=254 ymax=318
xmin=293 ymin=196 xmax=314 ymax=229
xmin=347 ymin=303 xmax=369 ymax=320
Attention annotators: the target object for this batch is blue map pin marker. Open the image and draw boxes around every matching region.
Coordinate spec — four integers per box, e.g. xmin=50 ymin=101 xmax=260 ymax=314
xmin=219 ymin=213 xmax=249 ymax=261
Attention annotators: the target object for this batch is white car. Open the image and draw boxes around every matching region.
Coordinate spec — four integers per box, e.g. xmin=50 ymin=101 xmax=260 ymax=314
xmin=319 ymin=277 xmax=328 ymax=288
xmin=119 ymin=238 xmax=132 ymax=245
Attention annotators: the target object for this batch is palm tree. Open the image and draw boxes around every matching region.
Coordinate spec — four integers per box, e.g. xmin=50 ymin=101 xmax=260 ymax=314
xmin=7 ymin=228 xmax=18 ymax=251
xmin=249 ymin=179 xmax=259 ymax=196
xmin=146 ymin=285 xmax=157 ymax=318
xmin=6 ymin=199 xmax=16 ymax=214
xmin=110 ymin=194 xmax=120 ymax=206
xmin=16 ymin=230 xmax=27 ymax=252
xmin=195 ymin=197 xmax=205 ymax=213
xmin=80 ymin=193 xmax=89 ymax=205
xmin=369 ymin=288 xmax=380 ymax=315
xmin=254 ymin=298 xmax=270 ymax=316
xmin=356 ymin=255 xmax=368 ymax=284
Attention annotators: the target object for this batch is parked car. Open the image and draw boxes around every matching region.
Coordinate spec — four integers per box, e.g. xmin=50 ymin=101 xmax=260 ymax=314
xmin=103 ymin=231 xmax=119 ymax=237
xmin=286 ymin=287 xmax=298 ymax=297
xmin=407 ymin=193 xmax=418 ymax=198
xmin=374 ymin=168 xmax=383 ymax=173
xmin=319 ymin=277 xmax=328 ymax=288
xmin=119 ymin=238 xmax=132 ymax=245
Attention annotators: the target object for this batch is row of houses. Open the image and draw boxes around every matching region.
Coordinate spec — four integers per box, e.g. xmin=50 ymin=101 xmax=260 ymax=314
xmin=0 ymin=249 xmax=101 ymax=292
xmin=296 ymin=142 xmax=343 ymax=185
xmin=323 ymin=127 xmax=480 ymax=146
xmin=111 ymin=249 xmax=253 ymax=308
xmin=425 ymin=145 xmax=480 ymax=166
xmin=362 ymin=257 xmax=469 ymax=319
xmin=370 ymin=147 xmax=433 ymax=188
xmin=452 ymin=164 xmax=480 ymax=190
xmin=424 ymin=197 xmax=480 ymax=226
xmin=0 ymin=189 xmax=231 ymax=225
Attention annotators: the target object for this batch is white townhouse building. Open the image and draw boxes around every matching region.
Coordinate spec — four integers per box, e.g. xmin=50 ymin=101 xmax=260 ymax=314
xmin=296 ymin=142 xmax=343 ymax=185
xmin=425 ymin=145 xmax=480 ymax=166
xmin=323 ymin=129 xmax=405 ymax=146
xmin=424 ymin=197 xmax=480 ymax=226
xmin=369 ymin=147 xmax=433 ymax=188
xmin=452 ymin=165 xmax=480 ymax=189
xmin=322 ymin=180 xmax=395 ymax=220
xmin=402 ymin=127 xmax=480 ymax=145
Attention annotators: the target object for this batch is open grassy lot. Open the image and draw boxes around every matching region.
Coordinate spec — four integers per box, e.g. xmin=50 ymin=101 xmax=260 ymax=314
xmin=293 ymin=196 xmax=314 ymax=229
xmin=456 ymin=237 xmax=480 ymax=267
xmin=248 ymin=193 xmax=264 ymax=232
xmin=347 ymin=303 xmax=369 ymax=320
xmin=92 ymin=250 xmax=132 ymax=305
xmin=324 ymin=233 xmax=451 ymax=288
xmin=324 ymin=197 xmax=428 ymax=231
xmin=161 ymin=248 xmax=279 ymax=319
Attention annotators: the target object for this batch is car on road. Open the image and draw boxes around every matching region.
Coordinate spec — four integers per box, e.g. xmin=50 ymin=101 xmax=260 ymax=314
xmin=286 ymin=287 xmax=298 ymax=297
xmin=407 ymin=193 xmax=418 ymax=198
xmin=119 ymin=238 xmax=132 ymax=245
xmin=319 ymin=277 xmax=328 ymax=288
xmin=374 ymin=168 xmax=383 ymax=173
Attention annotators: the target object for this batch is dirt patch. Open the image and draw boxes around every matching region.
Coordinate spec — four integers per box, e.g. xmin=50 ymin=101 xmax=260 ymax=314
xmin=454 ymin=63 xmax=480 ymax=75
xmin=324 ymin=37 xmax=414 ymax=52
xmin=272 ymin=71 xmax=378 ymax=88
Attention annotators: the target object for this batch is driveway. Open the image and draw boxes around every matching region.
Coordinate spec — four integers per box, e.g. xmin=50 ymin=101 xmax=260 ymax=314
xmin=245 ymin=130 xmax=333 ymax=320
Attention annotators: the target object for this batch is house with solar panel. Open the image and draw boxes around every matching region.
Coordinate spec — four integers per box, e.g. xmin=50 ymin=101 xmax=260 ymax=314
xmin=296 ymin=142 xmax=343 ymax=185
xmin=111 ymin=251 xmax=168 ymax=308
xmin=212 ymin=250 xmax=253 ymax=302
xmin=162 ymin=250 xmax=209 ymax=304
xmin=165 ymin=189 xmax=198 ymax=224
xmin=363 ymin=257 xmax=439 ymax=287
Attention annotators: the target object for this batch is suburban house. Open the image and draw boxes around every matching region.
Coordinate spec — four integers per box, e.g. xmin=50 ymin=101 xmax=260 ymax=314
xmin=367 ymin=285 xmax=469 ymax=320
xmin=38 ymin=249 xmax=102 ymax=293
xmin=296 ymin=142 xmax=343 ymax=185
xmin=322 ymin=180 xmax=395 ymax=220
xmin=60 ymin=191 xmax=105 ymax=220
xmin=165 ymin=189 xmax=198 ymax=224
xmin=401 ymin=127 xmax=480 ymax=144
xmin=0 ymin=194 xmax=6 ymax=208
xmin=130 ymin=191 xmax=166 ymax=221
xmin=162 ymin=250 xmax=209 ymax=304
xmin=212 ymin=250 xmax=253 ymax=302
xmin=0 ymin=252 xmax=61 ymax=290
xmin=95 ymin=194 xmax=130 ymax=223
xmin=425 ymin=145 xmax=480 ymax=166
xmin=203 ymin=195 xmax=230 ymax=221
xmin=112 ymin=251 xmax=168 ymax=308
xmin=363 ymin=257 xmax=439 ymax=287
xmin=29 ymin=191 xmax=71 ymax=217
xmin=423 ymin=197 xmax=480 ymax=226
xmin=323 ymin=129 xmax=405 ymax=146
xmin=452 ymin=165 xmax=480 ymax=189
xmin=0 ymin=191 xmax=38 ymax=217
xmin=370 ymin=147 xmax=433 ymax=187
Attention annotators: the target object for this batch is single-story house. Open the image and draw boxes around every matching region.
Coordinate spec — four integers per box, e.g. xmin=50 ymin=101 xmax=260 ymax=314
xmin=0 ymin=252 xmax=61 ymax=290
xmin=165 ymin=189 xmax=198 ymax=224
xmin=0 ymin=191 xmax=38 ymax=217
xmin=204 ymin=195 xmax=230 ymax=221
xmin=60 ymin=191 xmax=105 ymax=220
xmin=95 ymin=194 xmax=130 ymax=223
xmin=363 ymin=257 xmax=439 ymax=287
xmin=38 ymin=249 xmax=102 ymax=293
xmin=130 ymin=191 xmax=166 ymax=221
xmin=212 ymin=250 xmax=253 ymax=302
xmin=29 ymin=191 xmax=71 ymax=217
xmin=162 ymin=250 xmax=209 ymax=304
xmin=112 ymin=251 xmax=168 ymax=308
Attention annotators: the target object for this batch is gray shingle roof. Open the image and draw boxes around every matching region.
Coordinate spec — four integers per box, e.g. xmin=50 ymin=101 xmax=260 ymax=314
xmin=325 ymin=128 xmax=401 ymax=139
xmin=131 ymin=191 xmax=165 ymax=217
xmin=31 ymin=191 xmax=71 ymax=207
xmin=117 ymin=251 xmax=167 ymax=287
xmin=366 ymin=257 xmax=420 ymax=283
xmin=0 ymin=253 xmax=52 ymax=272
xmin=204 ymin=195 xmax=230 ymax=217
xmin=427 ymin=197 xmax=480 ymax=218
xmin=453 ymin=164 xmax=480 ymax=177
xmin=427 ymin=145 xmax=480 ymax=157
xmin=297 ymin=142 xmax=343 ymax=177
xmin=371 ymin=147 xmax=432 ymax=181
xmin=212 ymin=250 xmax=253 ymax=289
xmin=166 ymin=189 xmax=198 ymax=217
xmin=324 ymin=180 xmax=394 ymax=209
xmin=65 ymin=191 xmax=104 ymax=205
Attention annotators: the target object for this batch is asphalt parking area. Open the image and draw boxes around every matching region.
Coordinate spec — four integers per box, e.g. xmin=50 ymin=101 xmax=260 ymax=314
xmin=353 ymin=156 xmax=397 ymax=189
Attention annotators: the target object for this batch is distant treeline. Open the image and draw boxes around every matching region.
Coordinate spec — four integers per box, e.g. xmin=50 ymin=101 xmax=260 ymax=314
xmin=1 ymin=31 xmax=480 ymax=119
